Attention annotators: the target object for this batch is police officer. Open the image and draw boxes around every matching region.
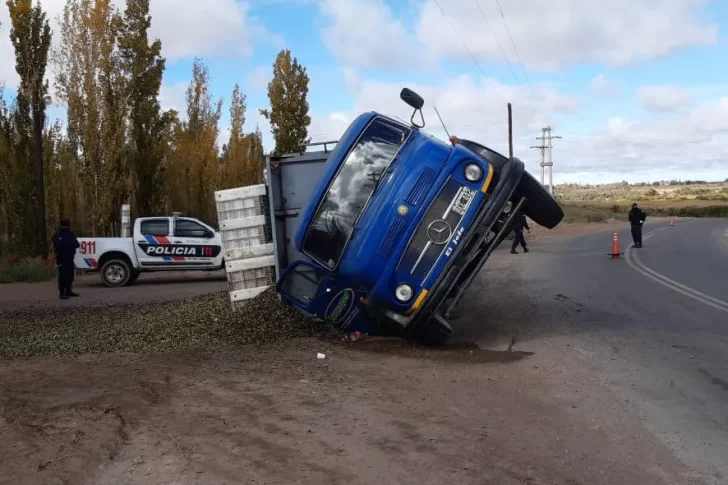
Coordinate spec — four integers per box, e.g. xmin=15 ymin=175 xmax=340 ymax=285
xmin=510 ymin=212 xmax=531 ymax=254
xmin=52 ymin=218 xmax=80 ymax=299
xmin=628 ymin=202 xmax=646 ymax=248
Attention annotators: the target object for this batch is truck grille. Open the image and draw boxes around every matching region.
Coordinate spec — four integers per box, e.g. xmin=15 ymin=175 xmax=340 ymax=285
xmin=378 ymin=217 xmax=407 ymax=258
xmin=397 ymin=177 xmax=477 ymax=283
xmin=405 ymin=168 xmax=436 ymax=206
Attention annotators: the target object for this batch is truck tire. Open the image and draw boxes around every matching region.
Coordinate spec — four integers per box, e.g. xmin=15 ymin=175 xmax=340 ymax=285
xmin=101 ymin=259 xmax=131 ymax=287
xmin=512 ymin=171 xmax=564 ymax=229
xmin=454 ymin=138 xmax=564 ymax=229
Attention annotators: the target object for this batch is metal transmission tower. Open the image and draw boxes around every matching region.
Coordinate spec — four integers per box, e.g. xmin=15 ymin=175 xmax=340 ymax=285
xmin=531 ymin=126 xmax=561 ymax=195
xmin=530 ymin=128 xmax=547 ymax=185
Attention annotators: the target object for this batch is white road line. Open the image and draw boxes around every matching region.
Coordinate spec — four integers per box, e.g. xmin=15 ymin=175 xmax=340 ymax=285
xmin=625 ymin=225 xmax=728 ymax=315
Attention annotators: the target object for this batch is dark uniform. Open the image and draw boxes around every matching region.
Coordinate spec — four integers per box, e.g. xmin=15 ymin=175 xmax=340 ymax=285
xmin=510 ymin=213 xmax=531 ymax=254
xmin=51 ymin=219 xmax=80 ymax=299
xmin=628 ymin=203 xmax=646 ymax=248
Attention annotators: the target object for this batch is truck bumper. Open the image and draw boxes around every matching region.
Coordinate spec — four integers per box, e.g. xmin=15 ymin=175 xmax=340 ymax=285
xmin=405 ymin=157 xmax=526 ymax=334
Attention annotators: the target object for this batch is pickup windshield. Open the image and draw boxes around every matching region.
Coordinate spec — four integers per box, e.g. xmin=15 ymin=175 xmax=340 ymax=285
xmin=302 ymin=117 xmax=411 ymax=268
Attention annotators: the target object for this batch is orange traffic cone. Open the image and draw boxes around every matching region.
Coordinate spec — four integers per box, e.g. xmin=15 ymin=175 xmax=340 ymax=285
xmin=607 ymin=231 xmax=624 ymax=259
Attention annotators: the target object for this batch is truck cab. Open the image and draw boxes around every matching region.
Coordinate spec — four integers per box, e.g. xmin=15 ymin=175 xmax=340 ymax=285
xmin=269 ymin=89 xmax=563 ymax=344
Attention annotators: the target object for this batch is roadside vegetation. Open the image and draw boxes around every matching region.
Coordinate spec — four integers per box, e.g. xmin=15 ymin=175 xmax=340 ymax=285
xmin=0 ymin=253 xmax=56 ymax=283
xmin=0 ymin=0 xmax=312 ymax=265
xmin=556 ymin=180 xmax=728 ymax=222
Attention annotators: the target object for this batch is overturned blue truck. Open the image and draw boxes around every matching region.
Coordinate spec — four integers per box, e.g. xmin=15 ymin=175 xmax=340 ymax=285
xmin=215 ymin=88 xmax=564 ymax=345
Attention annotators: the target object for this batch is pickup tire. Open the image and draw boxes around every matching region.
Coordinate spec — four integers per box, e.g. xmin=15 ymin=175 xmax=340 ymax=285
xmin=454 ymin=138 xmax=564 ymax=229
xmin=100 ymin=258 xmax=131 ymax=287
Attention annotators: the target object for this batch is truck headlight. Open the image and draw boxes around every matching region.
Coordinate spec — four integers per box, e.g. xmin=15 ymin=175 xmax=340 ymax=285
xmin=464 ymin=163 xmax=483 ymax=182
xmin=394 ymin=284 xmax=414 ymax=302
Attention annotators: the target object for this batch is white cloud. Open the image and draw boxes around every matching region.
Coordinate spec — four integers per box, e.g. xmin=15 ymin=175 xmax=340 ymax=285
xmin=148 ymin=0 xmax=283 ymax=60
xmin=590 ymin=73 xmax=621 ymax=99
xmin=246 ymin=66 xmax=270 ymax=93
xmin=316 ymin=0 xmax=715 ymax=73
xmin=638 ymin=85 xmax=694 ymax=113
xmin=158 ymin=81 xmax=188 ymax=113
xmin=307 ymin=69 xmax=581 ymax=154
xmin=306 ymin=70 xmax=728 ymax=184
xmin=0 ymin=0 xmax=279 ymax=93
xmin=535 ymin=96 xmax=728 ymax=182
xmin=318 ymin=0 xmax=433 ymax=70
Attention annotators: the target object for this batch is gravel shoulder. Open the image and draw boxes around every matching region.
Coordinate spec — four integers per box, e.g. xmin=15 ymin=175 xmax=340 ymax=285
xmin=0 ymin=221 xmax=701 ymax=485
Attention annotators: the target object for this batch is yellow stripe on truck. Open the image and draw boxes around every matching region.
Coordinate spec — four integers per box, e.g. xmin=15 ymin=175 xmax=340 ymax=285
xmin=481 ymin=162 xmax=495 ymax=193
xmin=408 ymin=289 xmax=429 ymax=313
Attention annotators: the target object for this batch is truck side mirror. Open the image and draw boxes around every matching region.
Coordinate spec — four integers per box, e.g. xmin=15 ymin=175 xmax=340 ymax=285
xmin=400 ymin=88 xmax=424 ymax=110
xmin=400 ymin=87 xmax=426 ymax=129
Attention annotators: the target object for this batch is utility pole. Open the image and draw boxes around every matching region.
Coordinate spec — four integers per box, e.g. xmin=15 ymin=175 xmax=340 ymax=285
xmin=507 ymin=103 xmax=513 ymax=158
xmin=530 ymin=128 xmax=547 ymax=186
xmin=545 ymin=126 xmax=561 ymax=196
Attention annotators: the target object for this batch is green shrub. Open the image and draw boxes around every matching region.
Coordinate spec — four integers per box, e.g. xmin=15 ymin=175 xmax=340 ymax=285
xmin=0 ymin=255 xmax=56 ymax=283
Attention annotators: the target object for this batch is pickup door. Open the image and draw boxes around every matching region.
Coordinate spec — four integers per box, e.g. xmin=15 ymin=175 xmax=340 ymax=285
xmin=134 ymin=217 xmax=223 ymax=269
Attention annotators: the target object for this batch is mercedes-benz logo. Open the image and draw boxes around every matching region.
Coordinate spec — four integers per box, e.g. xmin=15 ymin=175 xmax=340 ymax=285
xmin=427 ymin=219 xmax=452 ymax=245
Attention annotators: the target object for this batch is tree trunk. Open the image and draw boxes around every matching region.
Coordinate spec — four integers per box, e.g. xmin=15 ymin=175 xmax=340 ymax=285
xmin=32 ymin=105 xmax=48 ymax=258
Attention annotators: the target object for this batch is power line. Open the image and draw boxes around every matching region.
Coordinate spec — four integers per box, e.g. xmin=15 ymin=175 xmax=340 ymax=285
xmin=432 ymin=0 xmax=531 ymax=135
xmin=492 ymin=0 xmax=540 ymax=111
xmin=475 ymin=0 xmax=545 ymax=124
xmin=473 ymin=0 xmax=519 ymax=85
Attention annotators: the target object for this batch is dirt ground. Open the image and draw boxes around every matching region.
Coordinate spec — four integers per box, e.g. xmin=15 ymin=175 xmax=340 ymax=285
xmin=0 ymin=221 xmax=697 ymax=485
xmin=0 ymin=270 xmax=228 ymax=312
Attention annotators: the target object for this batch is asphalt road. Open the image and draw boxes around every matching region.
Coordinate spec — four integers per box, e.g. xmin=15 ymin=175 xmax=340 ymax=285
xmin=495 ymin=218 xmax=728 ymax=485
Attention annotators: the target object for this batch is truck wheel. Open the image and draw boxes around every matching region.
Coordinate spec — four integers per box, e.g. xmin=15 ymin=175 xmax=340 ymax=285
xmin=454 ymin=138 xmax=564 ymax=229
xmin=512 ymin=171 xmax=564 ymax=229
xmin=101 ymin=259 xmax=131 ymax=287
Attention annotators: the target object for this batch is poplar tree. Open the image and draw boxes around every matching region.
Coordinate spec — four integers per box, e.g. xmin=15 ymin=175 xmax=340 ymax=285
xmin=7 ymin=0 xmax=52 ymax=256
xmin=259 ymin=49 xmax=311 ymax=155
xmin=118 ymin=0 xmax=171 ymax=216
xmin=219 ymin=83 xmax=251 ymax=189
xmin=54 ymin=0 xmax=127 ymax=235
xmin=167 ymin=58 xmax=221 ymax=222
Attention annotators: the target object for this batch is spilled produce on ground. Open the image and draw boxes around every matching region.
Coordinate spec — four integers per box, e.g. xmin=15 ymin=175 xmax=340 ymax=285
xmin=0 ymin=288 xmax=334 ymax=357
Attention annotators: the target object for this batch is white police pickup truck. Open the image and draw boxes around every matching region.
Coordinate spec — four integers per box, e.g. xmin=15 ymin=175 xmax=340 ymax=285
xmin=73 ymin=215 xmax=225 ymax=287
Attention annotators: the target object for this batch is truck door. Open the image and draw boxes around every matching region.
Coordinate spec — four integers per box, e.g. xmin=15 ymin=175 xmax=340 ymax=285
xmin=136 ymin=218 xmax=173 ymax=268
xmin=170 ymin=218 xmax=222 ymax=268
xmin=276 ymin=261 xmax=378 ymax=334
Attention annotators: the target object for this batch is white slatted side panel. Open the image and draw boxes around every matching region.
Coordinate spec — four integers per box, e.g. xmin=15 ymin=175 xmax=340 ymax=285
xmin=214 ymin=184 xmax=276 ymax=311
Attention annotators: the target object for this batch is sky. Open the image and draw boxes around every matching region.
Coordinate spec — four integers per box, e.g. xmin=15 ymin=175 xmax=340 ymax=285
xmin=0 ymin=0 xmax=727 ymax=185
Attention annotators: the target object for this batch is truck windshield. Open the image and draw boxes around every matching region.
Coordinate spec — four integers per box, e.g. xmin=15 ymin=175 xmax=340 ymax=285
xmin=302 ymin=117 xmax=411 ymax=268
